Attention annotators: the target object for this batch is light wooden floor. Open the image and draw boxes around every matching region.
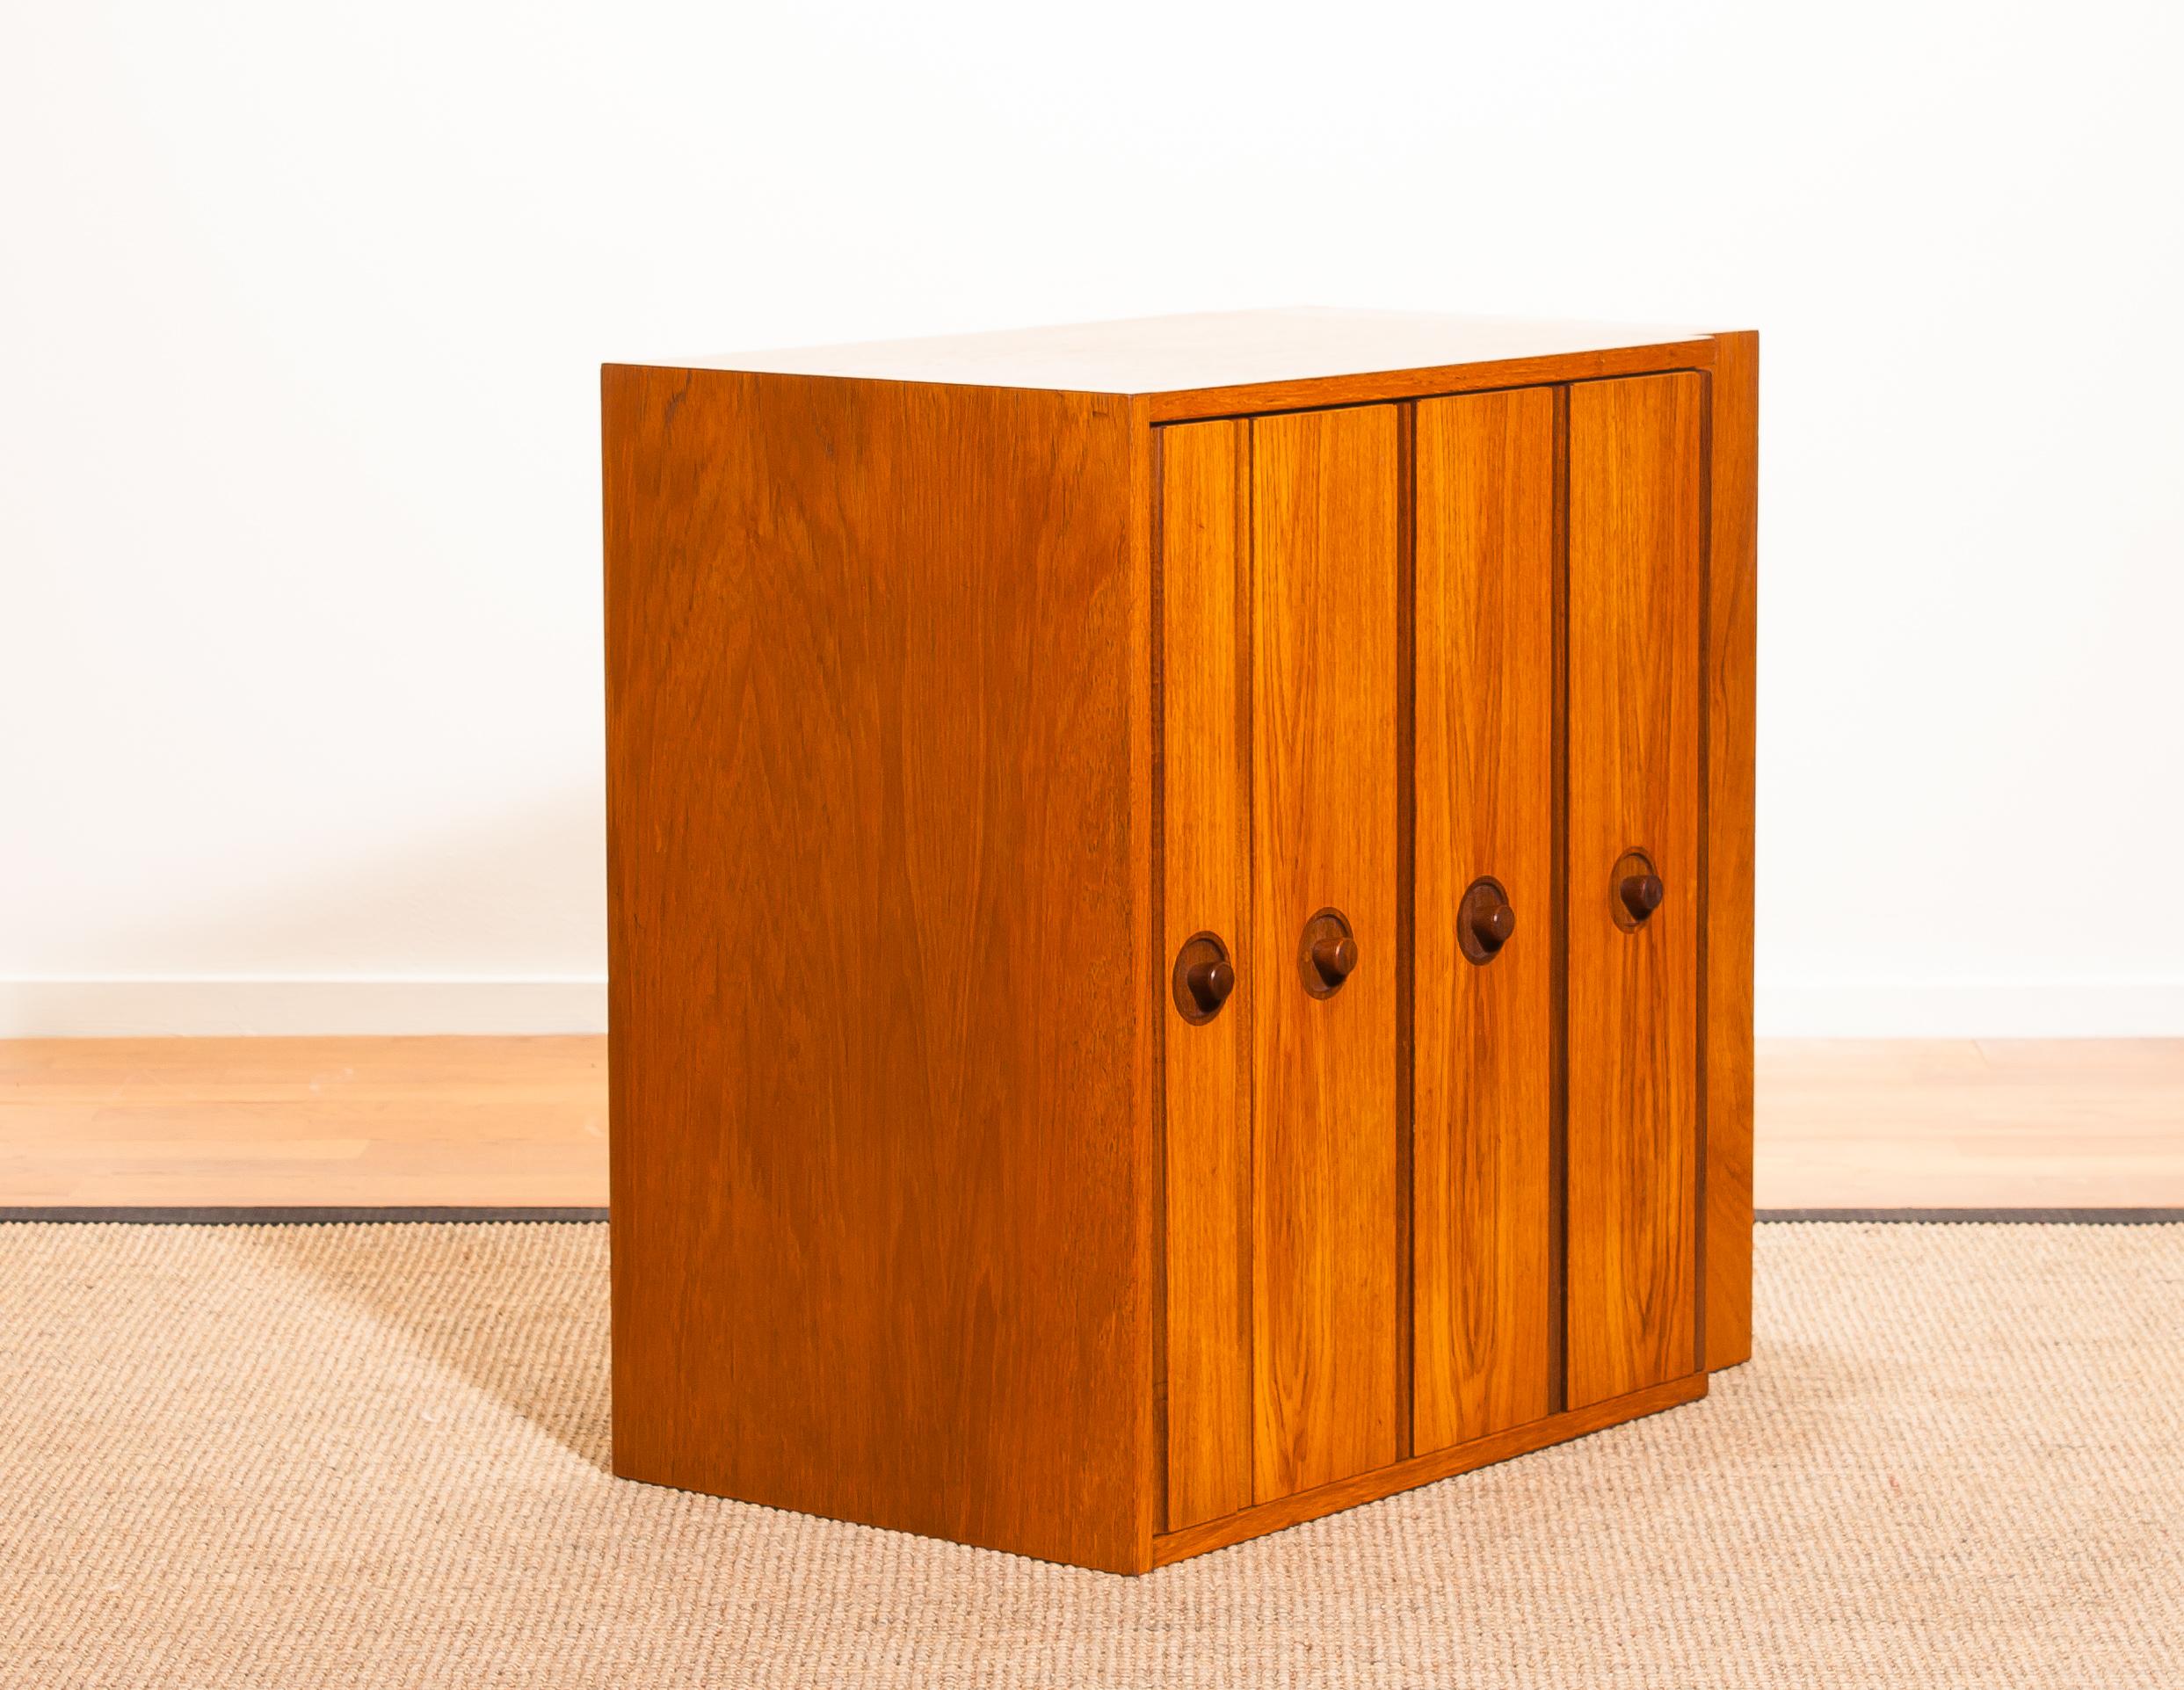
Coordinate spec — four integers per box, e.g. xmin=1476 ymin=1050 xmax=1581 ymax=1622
xmin=0 ymin=1038 xmax=606 ymax=1207
xmin=3 ymin=1036 xmax=2181 ymax=1208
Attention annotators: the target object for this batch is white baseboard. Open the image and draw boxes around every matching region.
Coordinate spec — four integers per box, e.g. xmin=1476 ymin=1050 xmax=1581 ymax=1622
xmin=4 ymin=976 xmax=2180 ymax=1041
xmin=0 ymin=979 xmax=609 ymax=1038
xmin=1756 ymin=980 xmax=2184 ymax=1039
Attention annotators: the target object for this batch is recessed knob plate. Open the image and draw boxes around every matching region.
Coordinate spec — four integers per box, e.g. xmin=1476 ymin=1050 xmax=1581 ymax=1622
xmin=1298 ymin=909 xmax=1358 ymax=998
xmin=1171 ymin=932 xmax=1235 ymax=1025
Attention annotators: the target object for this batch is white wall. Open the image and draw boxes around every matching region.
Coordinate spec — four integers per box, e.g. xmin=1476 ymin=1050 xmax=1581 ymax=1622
xmin=4 ymin=0 xmax=2180 ymax=1038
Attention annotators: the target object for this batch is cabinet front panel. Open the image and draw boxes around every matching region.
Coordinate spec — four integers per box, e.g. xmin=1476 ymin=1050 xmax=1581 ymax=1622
xmin=1564 ymin=373 xmax=1705 ymax=1408
xmin=1412 ymin=388 xmax=1559 ymax=1450
xmin=1160 ymin=420 xmax=1253 ymax=1530
xmin=1249 ymin=404 xmax=1402 ymax=1500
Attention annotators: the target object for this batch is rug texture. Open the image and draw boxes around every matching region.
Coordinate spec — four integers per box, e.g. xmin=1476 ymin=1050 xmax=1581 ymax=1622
xmin=4 ymin=1222 xmax=2179 ymax=1688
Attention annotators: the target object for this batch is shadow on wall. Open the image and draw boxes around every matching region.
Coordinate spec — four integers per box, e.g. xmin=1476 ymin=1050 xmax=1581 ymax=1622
xmin=4 ymin=786 xmax=608 ymax=1036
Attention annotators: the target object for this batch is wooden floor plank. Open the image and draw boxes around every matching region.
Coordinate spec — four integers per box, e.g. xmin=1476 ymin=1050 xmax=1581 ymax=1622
xmin=0 ymin=1037 xmax=606 ymax=1206
xmin=1754 ymin=1038 xmax=2184 ymax=1208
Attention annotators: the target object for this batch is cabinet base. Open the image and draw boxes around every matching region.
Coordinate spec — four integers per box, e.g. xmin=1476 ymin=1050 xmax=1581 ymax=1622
xmin=1152 ymin=1371 xmax=1708 ymax=1567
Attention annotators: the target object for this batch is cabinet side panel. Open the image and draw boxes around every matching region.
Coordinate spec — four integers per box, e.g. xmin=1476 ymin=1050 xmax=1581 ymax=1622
xmin=1160 ymin=420 xmax=1253 ymax=1529
xmin=1565 ymin=374 xmax=1705 ymax=1410
xmin=603 ymin=369 xmax=1148 ymax=1571
xmin=1249 ymin=404 xmax=1402 ymax=1500
xmin=1704 ymin=335 xmax=1758 ymax=1372
xmin=1412 ymin=388 xmax=1558 ymax=1451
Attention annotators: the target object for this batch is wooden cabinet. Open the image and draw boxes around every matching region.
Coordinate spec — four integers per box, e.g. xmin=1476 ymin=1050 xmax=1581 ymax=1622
xmin=603 ymin=310 xmax=1757 ymax=1574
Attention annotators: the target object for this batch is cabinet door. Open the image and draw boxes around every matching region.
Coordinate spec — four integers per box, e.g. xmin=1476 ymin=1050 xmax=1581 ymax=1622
xmin=1161 ymin=419 xmax=1252 ymax=1530
xmin=1412 ymin=388 xmax=1558 ymax=1450
xmin=1565 ymin=373 xmax=1705 ymax=1409
xmin=1250 ymin=404 xmax=1401 ymax=1500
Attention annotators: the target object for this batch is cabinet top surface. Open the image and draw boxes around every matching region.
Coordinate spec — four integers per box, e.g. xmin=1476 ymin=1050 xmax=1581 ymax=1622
xmin=653 ymin=308 xmax=1727 ymax=395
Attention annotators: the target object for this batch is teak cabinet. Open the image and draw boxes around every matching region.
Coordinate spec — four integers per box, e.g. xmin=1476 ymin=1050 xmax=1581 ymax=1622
xmin=603 ymin=309 xmax=1758 ymax=1574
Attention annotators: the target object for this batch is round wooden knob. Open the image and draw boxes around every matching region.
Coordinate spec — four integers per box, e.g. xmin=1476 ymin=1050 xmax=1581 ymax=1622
xmin=1619 ymin=873 xmax=1665 ymax=922
xmin=1458 ymin=878 xmax=1515 ymax=965
xmin=1310 ymin=934 xmax=1358 ymax=989
xmin=1470 ymin=900 xmax=1514 ymax=954
xmin=1297 ymin=910 xmax=1359 ymax=997
xmin=1184 ymin=956 xmax=1234 ymax=1016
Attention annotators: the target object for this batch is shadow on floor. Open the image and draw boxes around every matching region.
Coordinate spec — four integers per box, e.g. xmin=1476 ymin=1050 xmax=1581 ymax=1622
xmin=241 ymin=1219 xmax=614 ymax=1472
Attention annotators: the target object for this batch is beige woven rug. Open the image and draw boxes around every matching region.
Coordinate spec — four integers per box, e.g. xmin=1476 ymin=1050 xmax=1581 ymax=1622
xmin=4 ymin=1222 xmax=2179 ymax=1688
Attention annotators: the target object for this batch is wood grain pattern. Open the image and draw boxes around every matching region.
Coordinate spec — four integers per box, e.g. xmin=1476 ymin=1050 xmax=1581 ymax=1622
xmin=604 ymin=366 xmax=1152 ymax=1572
xmin=1564 ymin=374 xmax=1706 ymax=1410
xmin=1247 ymin=404 xmax=1402 ymax=1501
xmin=1411 ymin=388 xmax=1559 ymax=1450
xmin=1159 ymin=420 xmax=1252 ymax=1529
xmin=1704 ymin=334 xmax=1759 ymax=1372
xmin=1153 ymin=1370 xmax=1708 ymax=1566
